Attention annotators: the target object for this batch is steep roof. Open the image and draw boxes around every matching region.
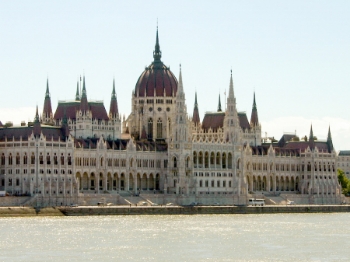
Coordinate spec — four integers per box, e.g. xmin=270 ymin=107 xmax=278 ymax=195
xmin=338 ymin=150 xmax=350 ymax=156
xmin=54 ymin=101 xmax=109 ymax=121
xmin=202 ymin=112 xmax=225 ymax=131
xmin=283 ymin=141 xmax=329 ymax=152
xmin=0 ymin=125 xmax=68 ymax=142
xmin=238 ymin=112 xmax=250 ymax=130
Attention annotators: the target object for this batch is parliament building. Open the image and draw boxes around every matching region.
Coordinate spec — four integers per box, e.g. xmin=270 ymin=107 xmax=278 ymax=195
xmin=0 ymin=29 xmax=342 ymax=206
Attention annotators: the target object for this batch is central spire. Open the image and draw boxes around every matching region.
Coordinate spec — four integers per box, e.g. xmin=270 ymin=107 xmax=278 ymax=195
xmin=153 ymin=26 xmax=162 ymax=62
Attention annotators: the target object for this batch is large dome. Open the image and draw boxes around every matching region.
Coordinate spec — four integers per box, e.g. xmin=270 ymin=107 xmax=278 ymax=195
xmin=134 ymin=29 xmax=178 ymax=97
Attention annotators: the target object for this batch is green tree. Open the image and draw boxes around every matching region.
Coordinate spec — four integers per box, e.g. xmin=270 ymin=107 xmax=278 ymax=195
xmin=337 ymin=169 xmax=350 ymax=195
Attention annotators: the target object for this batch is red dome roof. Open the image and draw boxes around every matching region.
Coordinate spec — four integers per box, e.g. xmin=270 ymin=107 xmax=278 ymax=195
xmin=134 ymin=28 xmax=178 ymax=98
xmin=135 ymin=62 xmax=178 ymax=97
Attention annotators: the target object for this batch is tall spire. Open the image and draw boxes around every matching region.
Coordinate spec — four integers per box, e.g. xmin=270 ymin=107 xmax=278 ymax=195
xmin=75 ymin=81 xmax=80 ymax=101
xmin=33 ymin=105 xmax=41 ymax=138
xmin=192 ymin=92 xmax=200 ymax=125
xmin=327 ymin=125 xmax=334 ymax=153
xmin=153 ymin=26 xmax=162 ymax=62
xmin=250 ymin=92 xmax=259 ymax=126
xmin=34 ymin=105 xmax=39 ymax=123
xmin=309 ymin=124 xmax=315 ymax=150
xmin=43 ymin=79 xmax=53 ymax=122
xmin=178 ymin=64 xmax=184 ymax=95
xmin=45 ymin=79 xmax=50 ymax=98
xmin=217 ymin=94 xmax=222 ymax=112
xmin=229 ymin=69 xmax=234 ymax=98
xmin=109 ymin=78 xmax=119 ymax=118
xmin=80 ymin=76 xmax=89 ymax=112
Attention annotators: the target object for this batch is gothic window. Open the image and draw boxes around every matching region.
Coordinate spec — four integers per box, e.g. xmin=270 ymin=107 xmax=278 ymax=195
xmin=216 ymin=152 xmax=220 ymax=166
xmin=54 ymin=154 xmax=58 ymax=165
xmin=8 ymin=154 xmax=12 ymax=165
xmin=199 ymin=152 xmax=203 ymax=166
xmin=228 ymin=153 xmax=232 ymax=169
xmin=193 ymin=151 xmax=197 ymax=166
xmin=31 ymin=153 xmax=35 ymax=165
xmin=16 ymin=153 xmax=20 ymax=165
xmin=148 ymin=118 xmax=153 ymax=140
xmin=168 ymin=118 xmax=171 ymax=136
xmin=61 ymin=154 xmax=64 ymax=165
xmin=173 ymin=157 xmax=177 ymax=168
xmin=205 ymin=152 xmax=209 ymax=168
xmin=46 ymin=154 xmax=51 ymax=165
xmin=210 ymin=152 xmax=215 ymax=166
xmin=39 ymin=154 xmax=43 ymax=165
xmin=23 ymin=153 xmax=27 ymax=165
xmin=222 ymin=153 xmax=226 ymax=169
xmin=68 ymin=154 xmax=72 ymax=165
xmin=1 ymin=154 xmax=5 ymax=166
xmin=157 ymin=118 xmax=162 ymax=138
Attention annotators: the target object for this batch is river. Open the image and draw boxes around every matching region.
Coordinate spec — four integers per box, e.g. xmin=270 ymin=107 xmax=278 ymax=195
xmin=0 ymin=213 xmax=349 ymax=261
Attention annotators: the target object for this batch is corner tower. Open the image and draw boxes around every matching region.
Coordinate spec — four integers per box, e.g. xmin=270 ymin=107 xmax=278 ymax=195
xmin=168 ymin=65 xmax=192 ymax=195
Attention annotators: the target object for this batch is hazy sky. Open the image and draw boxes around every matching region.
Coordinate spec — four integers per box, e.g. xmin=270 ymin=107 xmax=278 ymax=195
xmin=0 ymin=1 xmax=349 ymax=149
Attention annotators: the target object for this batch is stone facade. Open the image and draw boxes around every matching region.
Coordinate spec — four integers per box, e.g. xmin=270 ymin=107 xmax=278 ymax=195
xmin=0 ymin=29 xmax=342 ymax=205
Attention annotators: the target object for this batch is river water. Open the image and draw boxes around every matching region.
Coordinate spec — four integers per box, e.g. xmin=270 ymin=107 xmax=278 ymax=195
xmin=0 ymin=213 xmax=349 ymax=261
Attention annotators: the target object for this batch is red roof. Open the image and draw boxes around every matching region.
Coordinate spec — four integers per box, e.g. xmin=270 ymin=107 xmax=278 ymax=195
xmin=135 ymin=62 xmax=178 ymax=98
xmin=238 ymin=112 xmax=250 ymax=130
xmin=202 ymin=112 xmax=225 ymax=131
xmin=54 ymin=101 xmax=109 ymax=121
xmin=0 ymin=125 xmax=67 ymax=142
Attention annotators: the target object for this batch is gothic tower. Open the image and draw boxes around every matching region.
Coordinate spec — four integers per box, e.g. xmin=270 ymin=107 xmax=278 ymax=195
xmin=168 ymin=65 xmax=192 ymax=195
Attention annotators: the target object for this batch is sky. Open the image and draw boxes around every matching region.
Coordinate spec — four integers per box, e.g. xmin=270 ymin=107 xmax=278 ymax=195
xmin=0 ymin=1 xmax=350 ymax=149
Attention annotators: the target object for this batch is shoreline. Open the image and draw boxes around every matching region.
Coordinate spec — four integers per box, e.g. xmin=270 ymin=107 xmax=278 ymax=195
xmin=0 ymin=205 xmax=350 ymax=217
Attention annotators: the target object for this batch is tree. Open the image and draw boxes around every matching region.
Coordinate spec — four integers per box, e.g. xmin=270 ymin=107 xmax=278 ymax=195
xmin=337 ymin=169 xmax=350 ymax=195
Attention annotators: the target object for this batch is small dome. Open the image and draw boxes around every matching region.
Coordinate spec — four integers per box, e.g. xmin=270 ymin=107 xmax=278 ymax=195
xmin=134 ymin=28 xmax=178 ymax=98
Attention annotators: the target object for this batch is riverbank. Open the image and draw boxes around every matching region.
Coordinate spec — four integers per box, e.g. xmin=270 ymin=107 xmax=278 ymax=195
xmin=0 ymin=205 xmax=350 ymax=217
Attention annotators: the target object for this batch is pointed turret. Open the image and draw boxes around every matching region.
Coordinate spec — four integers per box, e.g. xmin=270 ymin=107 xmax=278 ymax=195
xmin=75 ymin=81 xmax=80 ymax=101
xmin=217 ymin=94 xmax=222 ymax=112
xmin=177 ymin=64 xmax=184 ymax=95
xmin=80 ymin=76 xmax=89 ymax=112
xmin=250 ymin=92 xmax=259 ymax=126
xmin=153 ymin=27 xmax=162 ymax=62
xmin=42 ymin=79 xmax=53 ymax=121
xmin=228 ymin=70 xmax=234 ymax=99
xmin=327 ymin=126 xmax=334 ymax=153
xmin=192 ymin=92 xmax=200 ymax=125
xmin=109 ymin=78 xmax=119 ymax=118
xmin=33 ymin=106 xmax=41 ymax=138
xmin=309 ymin=124 xmax=315 ymax=150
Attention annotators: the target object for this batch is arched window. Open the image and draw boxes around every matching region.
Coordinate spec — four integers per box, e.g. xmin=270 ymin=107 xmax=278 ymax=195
xmin=23 ymin=153 xmax=27 ymax=165
xmin=168 ymin=118 xmax=171 ymax=136
xmin=148 ymin=118 xmax=153 ymax=140
xmin=31 ymin=153 xmax=35 ymax=165
xmin=173 ymin=157 xmax=177 ymax=168
xmin=157 ymin=118 xmax=162 ymax=138
xmin=186 ymin=157 xmax=190 ymax=168
xmin=16 ymin=153 xmax=20 ymax=165
xmin=222 ymin=153 xmax=226 ymax=169
xmin=1 ymin=154 xmax=5 ymax=165
xmin=216 ymin=152 xmax=220 ymax=166
xmin=46 ymin=154 xmax=51 ymax=165
xmin=8 ymin=154 xmax=12 ymax=165
xmin=228 ymin=153 xmax=232 ymax=169
xmin=193 ymin=151 xmax=197 ymax=166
